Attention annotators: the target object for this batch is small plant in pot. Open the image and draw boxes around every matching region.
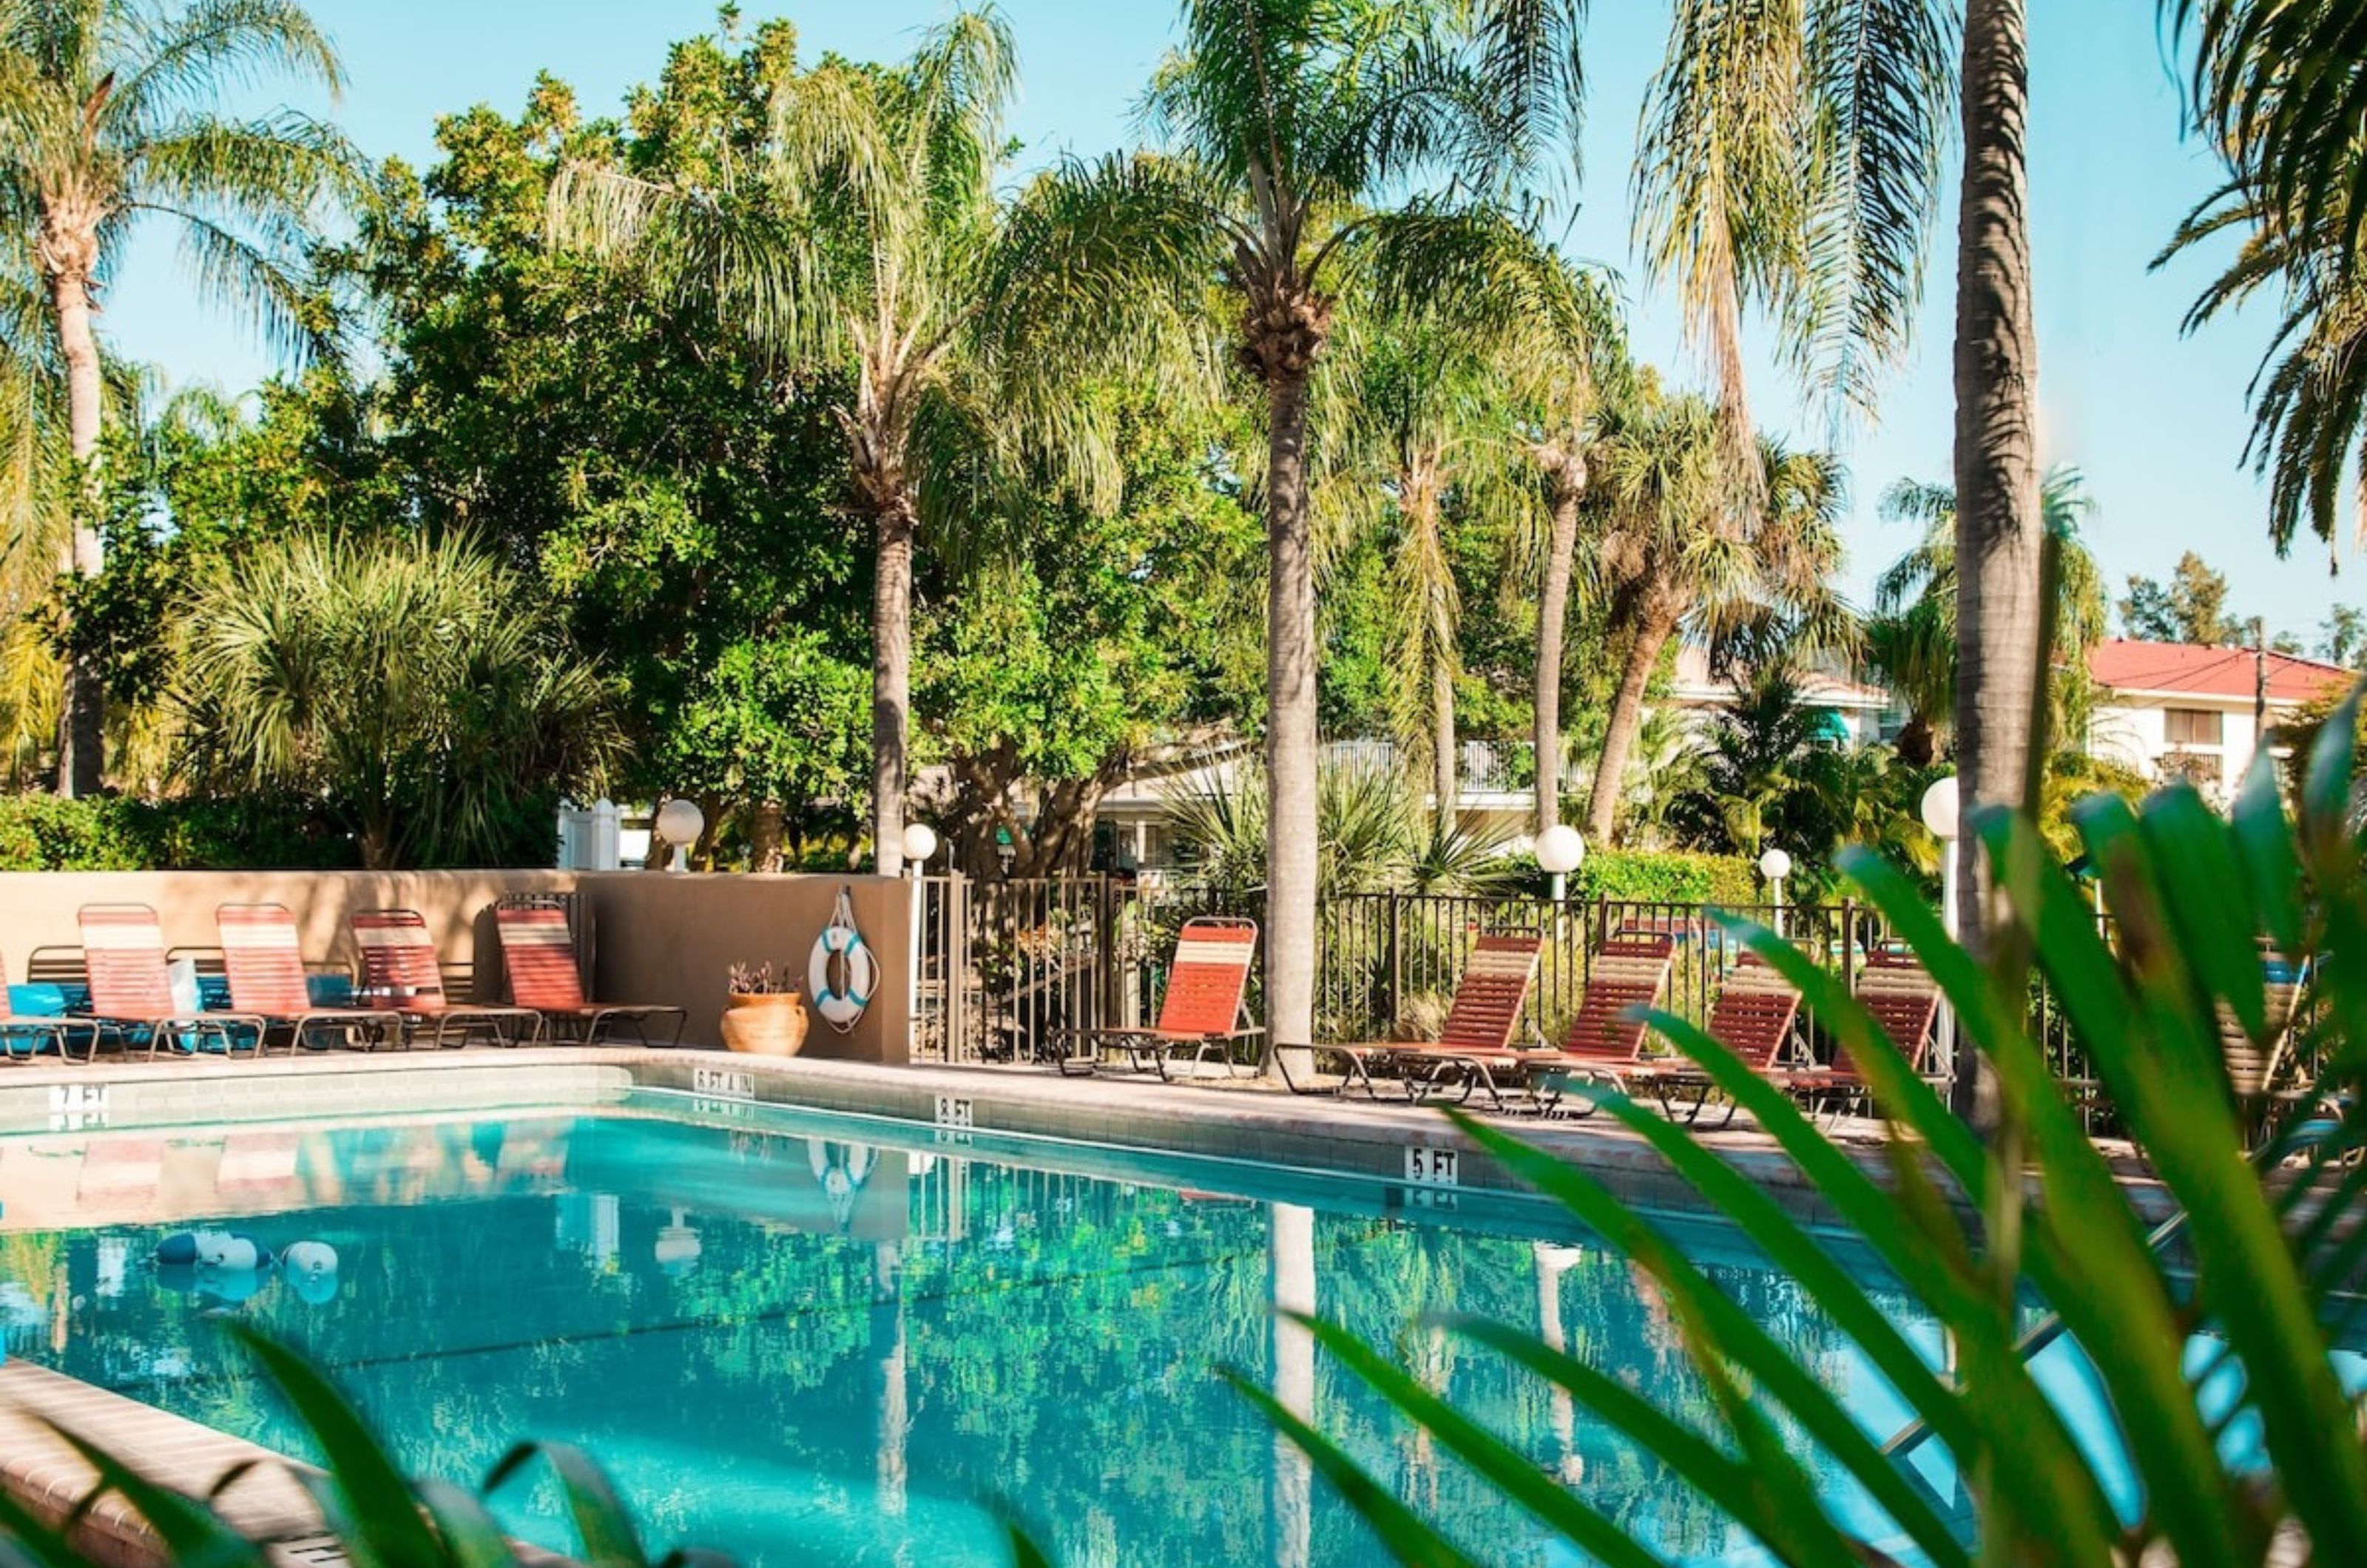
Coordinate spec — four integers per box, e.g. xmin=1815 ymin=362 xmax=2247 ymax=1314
xmin=720 ymin=962 xmax=808 ymax=1057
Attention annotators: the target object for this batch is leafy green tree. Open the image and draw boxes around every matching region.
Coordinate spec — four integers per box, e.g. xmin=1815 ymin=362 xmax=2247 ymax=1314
xmin=995 ymin=0 xmax=1586 ymax=1060
xmin=663 ymin=630 xmax=866 ymax=871
xmin=2118 ymin=550 xmax=2240 ymax=645
xmin=2319 ymin=606 xmax=2366 ymax=669
xmin=172 ymin=529 xmax=621 ymax=868
xmin=0 ymin=0 xmax=357 ymax=794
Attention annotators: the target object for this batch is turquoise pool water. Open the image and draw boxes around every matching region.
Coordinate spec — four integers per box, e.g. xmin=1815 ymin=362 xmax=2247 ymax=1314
xmin=1 ymin=1095 xmax=1990 ymax=1564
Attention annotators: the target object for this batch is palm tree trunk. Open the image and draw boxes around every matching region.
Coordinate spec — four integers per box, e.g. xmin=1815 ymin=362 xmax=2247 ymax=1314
xmin=1951 ymin=0 xmax=2041 ymax=1121
xmin=1533 ymin=465 xmax=1583 ymax=833
xmin=1585 ymin=613 xmax=1675 ymax=845
xmin=1432 ymin=655 xmax=1456 ymax=815
xmin=750 ymin=800 xmax=786 ymax=873
xmin=50 ymin=264 xmax=104 ymax=798
xmin=871 ymin=503 xmax=916 ymax=876
xmin=1266 ymin=368 xmax=1319 ymax=1072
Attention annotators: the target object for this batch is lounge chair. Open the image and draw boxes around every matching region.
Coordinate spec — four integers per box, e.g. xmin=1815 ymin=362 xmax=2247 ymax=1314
xmin=1519 ymin=936 xmax=1681 ymax=1109
xmin=351 ymin=908 xmax=545 ymax=1047
xmin=78 ymin=904 xmax=266 ymax=1059
xmin=1613 ymin=950 xmax=1819 ymax=1126
xmin=1804 ymin=950 xmax=1945 ymax=1118
xmin=1280 ymin=931 xmax=1542 ymax=1099
xmin=216 ymin=903 xmax=405 ymax=1055
xmin=0 ymin=952 xmax=94 ymax=1064
xmin=494 ymin=902 xmax=686 ymax=1047
xmin=1055 ymin=916 xmax=1261 ymax=1080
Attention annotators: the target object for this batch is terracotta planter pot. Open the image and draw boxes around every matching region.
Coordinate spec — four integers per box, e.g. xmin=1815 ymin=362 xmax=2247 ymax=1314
xmin=720 ymin=991 xmax=809 ymax=1057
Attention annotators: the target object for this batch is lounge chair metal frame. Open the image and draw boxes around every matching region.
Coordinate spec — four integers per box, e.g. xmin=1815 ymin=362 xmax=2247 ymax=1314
xmin=1280 ymin=930 xmax=1546 ymax=1103
xmin=217 ymin=902 xmax=405 ymax=1055
xmin=78 ymin=902 xmax=269 ymax=1060
xmin=1055 ymin=916 xmax=1263 ymax=1081
xmin=494 ymin=899 xmax=686 ymax=1047
xmin=352 ymin=908 xmax=547 ymax=1048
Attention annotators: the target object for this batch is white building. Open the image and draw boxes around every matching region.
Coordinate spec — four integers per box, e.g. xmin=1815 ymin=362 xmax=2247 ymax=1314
xmin=2084 ymin=639 xmax=2349 ymax=802
xmin=1666 ymin=646 xmax=1899 ymax=746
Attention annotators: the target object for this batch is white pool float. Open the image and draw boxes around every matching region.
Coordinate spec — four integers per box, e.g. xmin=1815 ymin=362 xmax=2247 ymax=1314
xmin=808 ymin=888 xmax=875 ymax=1033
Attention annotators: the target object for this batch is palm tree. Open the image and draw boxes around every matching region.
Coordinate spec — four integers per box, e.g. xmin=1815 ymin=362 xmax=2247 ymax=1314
xmin=1311 ymin=305 xmax=1524 ymax=814
xmin=1866 ymin=464 xmax=2107 ymax=765
xmin=552 ymin=10 xmax=1056 ymax=876
xmin=2164 ymin=0 xmax=2367 ymax=554
xmin=1579 ymin=390 xmax=1851 ymax=846
xmin=0 ymin=0 xmax=354 ymax=797
xmin=1502 ymin=266 xmax=1628 ymax=835
xmin=988 ymin=0 xmax=1585 ymax=1061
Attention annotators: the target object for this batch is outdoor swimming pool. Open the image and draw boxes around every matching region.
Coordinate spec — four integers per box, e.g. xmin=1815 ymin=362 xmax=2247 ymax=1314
xmin=0 ymin=1093 xmax=2016 ymax=1564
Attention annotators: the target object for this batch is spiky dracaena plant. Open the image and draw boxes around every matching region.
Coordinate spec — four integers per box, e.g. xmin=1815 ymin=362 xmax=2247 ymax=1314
xmin=0 ymin=0 xmax=357 ymax=795
xmin=1214 ymin=689 xmax=2367 ymax=1567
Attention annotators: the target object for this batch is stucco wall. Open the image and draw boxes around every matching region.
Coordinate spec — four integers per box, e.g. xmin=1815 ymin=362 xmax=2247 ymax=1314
xmin=0 ymin=869 xmax=912 ymax=1061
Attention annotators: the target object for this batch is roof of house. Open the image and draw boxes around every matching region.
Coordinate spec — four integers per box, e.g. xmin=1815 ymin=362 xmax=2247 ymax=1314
xmin=1667 ymin=645 xmax=1891 ymax=711
xmin=2087 ymin=639 xmax=2351 ymax=704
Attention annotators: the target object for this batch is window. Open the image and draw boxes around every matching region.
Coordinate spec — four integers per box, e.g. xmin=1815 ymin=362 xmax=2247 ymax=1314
xmin=2158 ymin=749 xmax=2224 ymax=792
xmin=2164 ymin=707 xmax=2224 ymax=746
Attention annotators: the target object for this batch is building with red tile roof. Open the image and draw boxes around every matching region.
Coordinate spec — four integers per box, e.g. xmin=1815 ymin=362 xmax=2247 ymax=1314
xmin=2085 ymin=639 xmax=2351 ymax=800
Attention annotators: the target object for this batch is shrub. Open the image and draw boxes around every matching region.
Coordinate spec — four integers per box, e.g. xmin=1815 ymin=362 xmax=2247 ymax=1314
xmin=0 ymin=794 xmax=359 ymax=871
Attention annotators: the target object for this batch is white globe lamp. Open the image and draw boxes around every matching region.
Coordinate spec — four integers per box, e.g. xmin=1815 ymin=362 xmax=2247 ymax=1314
xmin=654 ymin=797 xmax=706 ymax=874
xmin=1918 ymin=776 xmax=1960 ymax=842
xmin=1534 ymin=824 xmax=1586 ymax=904
xmin=1757 ymin=846 xmax=1793 ymax=933
xmin=900 ymin=822 xmax=939 ymax=875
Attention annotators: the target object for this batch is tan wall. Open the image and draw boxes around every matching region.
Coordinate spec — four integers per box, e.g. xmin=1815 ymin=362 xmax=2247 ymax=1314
xmin=0 ymin=869 xmax=912 ymax=1061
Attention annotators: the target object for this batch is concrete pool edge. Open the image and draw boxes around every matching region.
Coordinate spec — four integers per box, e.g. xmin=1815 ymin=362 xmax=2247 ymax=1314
xmin=0 ymin=1047 xmax=2178 ymax=1228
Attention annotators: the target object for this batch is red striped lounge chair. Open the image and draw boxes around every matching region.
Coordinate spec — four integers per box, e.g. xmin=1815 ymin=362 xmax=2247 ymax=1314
xmin=1521 ymin=936 xmax=1682 ymax=1114
xmin=1283 ymin=931 xmax=1542 ymax=1101
xmin=1809 ymin=950 xmax=1945 ymax=1118
xmin=78 ymin=904 xmax=266 ymax=1059
xmin=1056 ymin=917 xmax=1262 ymax=1081
xmin=494 ymin=902 xmax=685 ymax=1047
xmin=1627 ymin=950 xmax=1812 ymax=1125
xmin=216 ymin=903 xmax=405 ymax=1055
xmin=0 ymin=951 xmax=93 ymax=1064
xmin=351 ymin=909 xmax=544 ymax=1048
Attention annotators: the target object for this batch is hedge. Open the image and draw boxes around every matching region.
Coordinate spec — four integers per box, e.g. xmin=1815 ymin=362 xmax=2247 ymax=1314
xmin=1569 ymin=848 xmax=1758 ymax=906
xmin=0 ymin=794 xmax=361 ymax=872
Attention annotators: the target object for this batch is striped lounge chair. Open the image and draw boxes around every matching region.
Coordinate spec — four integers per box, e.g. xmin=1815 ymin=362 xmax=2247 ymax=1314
xmin=494 ymin=902 xmax=685 ymax=1047
xmin=1056 ymin=917 xmax=1262 ymax=1081
xmin=351 ymin=908 xmax=545 ymax=1047
xmin=216 ymin=903 xmax=405 ymax=1054
xmin=1280 ymin=931 xmax=1543 ymax=1102
xmin=1524 ymin=936 xmax=1681 ymax=1114
xmin=78 ymin=904 xmax=266 ymax=1059
xmin=1808 ymin=950 xmax=1946 ymax=1119
xmin=0 ymin=951 xmax=93 ymax=1064
xmin=1634 ymin=950 xmax=1812 ymax=1125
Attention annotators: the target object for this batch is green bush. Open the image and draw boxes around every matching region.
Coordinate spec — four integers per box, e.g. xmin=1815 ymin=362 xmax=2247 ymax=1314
xmin=0 ymin=794 xmax=360 ymax=871
xmin=1532 ymin=848 xmax=1756 ymax=905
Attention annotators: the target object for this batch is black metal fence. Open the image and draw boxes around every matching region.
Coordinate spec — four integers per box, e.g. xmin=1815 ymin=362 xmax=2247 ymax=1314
xmin=914 ymin=877 xmax=2185 ymax=1119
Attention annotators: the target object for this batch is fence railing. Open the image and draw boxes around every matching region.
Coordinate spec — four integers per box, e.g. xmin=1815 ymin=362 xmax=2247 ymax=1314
xmin=915 ymin=877 xmax=2293 ymax=1126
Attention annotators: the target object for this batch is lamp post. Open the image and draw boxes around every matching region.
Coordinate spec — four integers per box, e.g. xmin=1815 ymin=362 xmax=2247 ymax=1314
xmin=1534 ymin=824 xmax=1586 ymax=907
xmin=653 ymin=798 xmax=706 ymax=874
xmin=1757 ymin=846 xmax=1792 ymax=936
xmin=1918 ymin=775 xmax=1961 ymax=1075
xmin=899 ymin=822 xmax=939 ymax=881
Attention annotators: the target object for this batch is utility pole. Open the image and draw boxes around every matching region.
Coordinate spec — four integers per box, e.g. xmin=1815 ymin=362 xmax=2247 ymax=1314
xmin=2253 ymin=616 xmax=2269 ymax=769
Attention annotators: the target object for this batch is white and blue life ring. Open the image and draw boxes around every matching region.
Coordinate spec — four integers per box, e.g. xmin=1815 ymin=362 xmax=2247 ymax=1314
xmin=808 ymin=888 xmax=875 ymax=1033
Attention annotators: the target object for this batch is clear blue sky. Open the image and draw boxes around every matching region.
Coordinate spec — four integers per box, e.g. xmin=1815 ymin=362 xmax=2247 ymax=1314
xmin=101 ymin=0 xmax=2354 ymax=645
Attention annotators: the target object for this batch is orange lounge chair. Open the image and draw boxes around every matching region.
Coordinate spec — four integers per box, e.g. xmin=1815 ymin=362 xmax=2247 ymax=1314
xmin=1616 ymin=950 xmax=1816 ymax=1125
xmin=1804 ymin=950 xmax=1945 ymax=1118
xmin=495 ymin=902 xmax=686 ymax=1047
xmin=1056 ymin=916 xmax=1262 ymax=1080
xmin=78 ymin=904 xmax=266 ymax=1059
xmin=1281 ymin=931 xmax=1542 ymax=1099
xmin=216 ymin=903 xmax=405 ymax=1054
xmin=1510 ymin=936 xmax=1686 ymax=1113
xmin=351 ymin=909 xmax=544 ymax=1048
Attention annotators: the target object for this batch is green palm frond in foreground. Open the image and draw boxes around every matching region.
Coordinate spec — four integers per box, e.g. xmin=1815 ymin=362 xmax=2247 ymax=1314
xmin=1239 ymin=691 xmax=2367 ymax=1567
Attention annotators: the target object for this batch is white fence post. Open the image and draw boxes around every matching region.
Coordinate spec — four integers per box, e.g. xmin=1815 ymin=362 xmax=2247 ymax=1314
xmin=590 ymin=799 xmax=622 ymax=871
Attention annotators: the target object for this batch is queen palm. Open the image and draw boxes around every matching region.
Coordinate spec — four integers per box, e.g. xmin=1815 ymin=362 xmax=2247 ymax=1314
xmin=990 ymin=0 xmax=1585 ymax=1061
xmin=1867 ymin=465 xmax=2108 ymax=765
xmin=552 ymin=10 xmax=1054 ymax=876
xmin=1580 ymin=391 xmax=1850 ymax=846
xmin=0 ymin=0 xmax=354 ymax=797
